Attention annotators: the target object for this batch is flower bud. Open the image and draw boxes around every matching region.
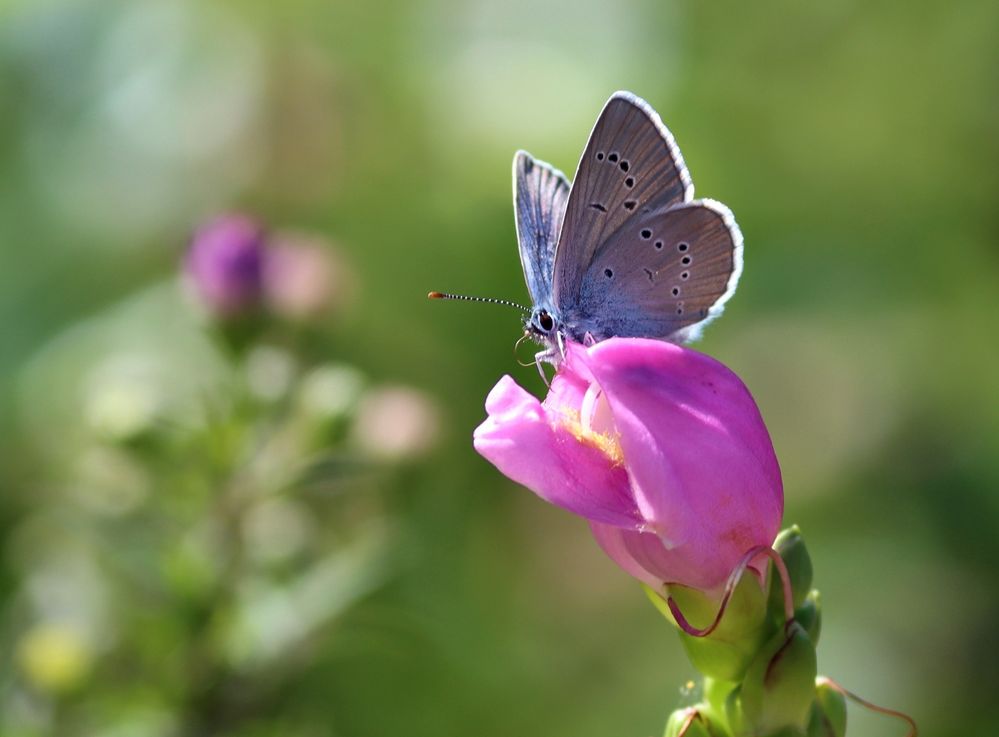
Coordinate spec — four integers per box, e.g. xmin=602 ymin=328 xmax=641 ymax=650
xmin=768 ymin=526 xmax=813 ymax=613
xmin=354 ymin=386 xmax=441 ymax=460
xmin=263 ymin=233 xmax=353 ymax=321
xmin=726 ymin=690 xmax=814 ymax=736
xmin=807 ymin=679 xmax=847 ymax=737
xmin=476 ymin=339 xmax=783 ymax=592
xmin=664 ymin=707 xmax=728 ymax=737
xmin=794 ymin=589 xmax=822 ymax=646
xmin=654 ymin=571 xmax=773 ymax=682
xmin=724 ymin=685 xmax=748 ymax=735
xmin=702 ymin=676 xmax=737 ymax=721
xmin=733 ymin=621 xmax=818 ymax=734
xmin=185 ymin=214 xmax=266 ymax=318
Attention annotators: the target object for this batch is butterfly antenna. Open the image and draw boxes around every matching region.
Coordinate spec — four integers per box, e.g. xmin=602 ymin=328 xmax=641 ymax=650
xmin=427 ymin=291 xmax=530 ymax=313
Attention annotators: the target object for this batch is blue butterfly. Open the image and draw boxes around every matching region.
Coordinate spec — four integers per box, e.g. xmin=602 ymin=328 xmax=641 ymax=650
xmin=514 ymin=91 xmax=742 ymax=363
xmin=431 ymin=91 xmax=742 ymax=366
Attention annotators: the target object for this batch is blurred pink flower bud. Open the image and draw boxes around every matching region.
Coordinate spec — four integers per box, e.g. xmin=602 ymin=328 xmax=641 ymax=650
xmin=473 ymin=338 xmax=783 ymax=592
xmin=263 ymin=233 xmax=353 ymax=320
xmin=185 ymin=214 xmax=266 ymax=317
xmin=355 ymin=386 xmax=440 ymax=460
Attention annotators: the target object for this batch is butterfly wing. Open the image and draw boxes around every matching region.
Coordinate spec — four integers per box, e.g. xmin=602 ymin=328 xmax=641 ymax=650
xmin=513 ymin=150 xmax=570 ymax=308
xmin=552 ymin=91 xmax=693 ymax=307
xmin=565 ymin=199 xmax=742 ymax=343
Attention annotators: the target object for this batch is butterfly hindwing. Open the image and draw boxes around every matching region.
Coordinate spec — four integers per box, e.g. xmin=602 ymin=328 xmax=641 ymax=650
xmin=570 ymin=199 xmax=742 ymax=343
xmin=552 ymin=92 xmax=693 ymax=308
xmin=513 ymin=150 xmax=570 ymax=309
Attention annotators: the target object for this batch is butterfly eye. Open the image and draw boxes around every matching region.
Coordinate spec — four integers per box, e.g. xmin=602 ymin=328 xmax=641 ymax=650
xmin=538 ymin=311 xmax=555 ymax=332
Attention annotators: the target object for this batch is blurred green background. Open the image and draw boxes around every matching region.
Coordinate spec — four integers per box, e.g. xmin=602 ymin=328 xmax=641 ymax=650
xmin=1 ymin=0 xmax=997 ymax=735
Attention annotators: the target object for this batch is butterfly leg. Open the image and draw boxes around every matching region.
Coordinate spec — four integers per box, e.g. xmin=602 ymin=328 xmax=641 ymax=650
xmin=533 ymin=353 xmax=551 ymax=389
xmin=556 ymin=331 xmax=568 ymax=360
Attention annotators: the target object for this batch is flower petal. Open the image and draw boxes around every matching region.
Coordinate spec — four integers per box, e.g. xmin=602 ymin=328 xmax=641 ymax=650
xmin=591 ymin=521 xmax=741 ymax=592
xmin=580 ymin=339 xmax=783 ymax=589
xmin=542 ymin=364 xmax=589 ymax=414
xmin=588 ymin=521 xmax=664 ymax=590
xmin=474 ymin=375 xmax=640 ymax=527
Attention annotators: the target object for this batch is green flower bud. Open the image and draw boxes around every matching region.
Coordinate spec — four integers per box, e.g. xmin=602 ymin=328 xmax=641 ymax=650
xmin=723 ymin=685 xmax=750 ymax=736
xmin=664 ymin=707 xmax=729 ymax=737
xmin=769 ymin=526 xmax=813 ymax=613
xmin=794 ymin=590 xmax=822 ymax=646
xmin=807 ymin=680 xmax=847 ymax=737
xmin=738 ymin=622 xmax=818 ymax=734
xmin=703 ymin=676 xmax=738 ymax=722
xmin=659 ymin=572 xmax=774 ymax=682
xmin=722 ymin=688 xmax=809 ymax=736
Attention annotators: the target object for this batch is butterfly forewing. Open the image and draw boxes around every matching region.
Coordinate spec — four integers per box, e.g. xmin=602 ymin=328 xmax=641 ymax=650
xmin=513 ymin=151 xmax=570 ymax=308
xmin=552 ymin=92 xmax=693 ymax=307
xmin=569 ymin=200 xmax=742 ymax=342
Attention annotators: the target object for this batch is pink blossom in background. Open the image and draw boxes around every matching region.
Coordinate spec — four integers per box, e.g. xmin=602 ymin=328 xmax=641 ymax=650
xmin=474 ymin=338 xmax=782 ymax=593
xmin=185 ymin=214 xmax=266 ymax=317
xmin=185 ymin=216 xmax=352 ymax=323
xmin=264 ymin=233 xmax=353 ymax=320
xmin=355 ymin=386 xmax=441 ymax=460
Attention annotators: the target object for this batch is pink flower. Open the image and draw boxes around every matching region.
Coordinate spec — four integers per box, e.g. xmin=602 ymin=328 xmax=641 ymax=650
xmin=185 ymin=214 xmax=266 ymax=317
xmin=473 ymin=338 xmax=782 ymax=593
xmin=263 ymin=233 xmax=354 ymax=321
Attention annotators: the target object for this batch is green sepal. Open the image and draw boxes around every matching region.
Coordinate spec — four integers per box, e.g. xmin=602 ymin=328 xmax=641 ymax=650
xmin=806 ymin=680 xmax=847 ymax=737
xmin=768 ymin=526 xmax=813 ymax=614
xmin=739 ymin=622 xmax=818 ymax=733
xmin=703 ymin=677 xmax=738 ymax=724
xmin=721 ymin=688 xmax=808 ymax=736
xmin=664 ymin=706 xmax=730 ymax=737
xmin=644 ymin=583 xmax=675 ymax=619
xmin=723 ymin=685 xmax=747 ymax=735
xmin=660 ymin=574 xmax=774 ymax=682
xmin=794 ymin=590 xmax=822 ymax=646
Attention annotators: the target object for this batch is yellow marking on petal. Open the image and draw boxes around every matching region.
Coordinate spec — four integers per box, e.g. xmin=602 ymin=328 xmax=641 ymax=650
xmin=557 ymin=411 xmax=625 ymax=466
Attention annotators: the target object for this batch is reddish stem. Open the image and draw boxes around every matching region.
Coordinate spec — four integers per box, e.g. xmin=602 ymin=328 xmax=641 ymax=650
xmin=818 ymin=676 xmax=917 ymax=736
xmin=667 ymin=545 xmax=795 ymax=638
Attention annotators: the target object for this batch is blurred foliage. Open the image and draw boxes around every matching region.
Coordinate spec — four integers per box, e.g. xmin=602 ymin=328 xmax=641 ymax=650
xmin=0 ymin=269 xmax=438 ymax=735
xmin=0 ymin=0 xmax=997 ymax=736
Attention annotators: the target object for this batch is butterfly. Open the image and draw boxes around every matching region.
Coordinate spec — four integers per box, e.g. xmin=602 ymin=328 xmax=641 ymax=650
xmin=512 ymin=91 xmax=743 ymax=363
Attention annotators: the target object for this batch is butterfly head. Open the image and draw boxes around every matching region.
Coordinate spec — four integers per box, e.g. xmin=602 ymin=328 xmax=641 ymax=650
xmin=526 ymin=306 xmax=561 ymax=344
